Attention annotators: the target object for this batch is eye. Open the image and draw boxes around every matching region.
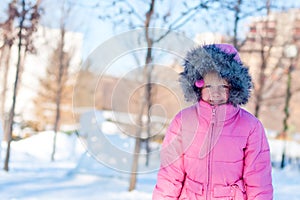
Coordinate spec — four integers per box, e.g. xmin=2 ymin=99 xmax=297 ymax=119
xmin=203 ymin=85 xmax=212 ymax=89
xmin=221 ymin=85 xmax=230 ymax=89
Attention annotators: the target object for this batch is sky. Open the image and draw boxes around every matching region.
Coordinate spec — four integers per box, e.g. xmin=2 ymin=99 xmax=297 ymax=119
xmin=41 ymin=0 xmax=300 ymax=64
xmin=1 ymin=0 xmax=300 ymax=61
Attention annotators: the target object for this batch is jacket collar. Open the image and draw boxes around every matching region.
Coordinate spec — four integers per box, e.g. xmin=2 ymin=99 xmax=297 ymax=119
xmin=196 ymin=100 xmax=240 ymax=122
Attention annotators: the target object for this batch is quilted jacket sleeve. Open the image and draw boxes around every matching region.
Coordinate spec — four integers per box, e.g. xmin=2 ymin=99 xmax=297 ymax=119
xmin=152 ymin=113 xmax=185 ymax=200
xmin=243 ymin=119 xmax=273 ymax=200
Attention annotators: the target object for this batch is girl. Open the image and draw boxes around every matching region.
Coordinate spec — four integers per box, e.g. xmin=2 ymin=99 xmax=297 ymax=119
xmin=152 ymin=44 xmax=273 ymax=199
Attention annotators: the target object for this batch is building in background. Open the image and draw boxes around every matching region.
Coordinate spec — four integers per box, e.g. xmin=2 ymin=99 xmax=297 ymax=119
xmin=241 ymin=9 xmax=300 ymax=136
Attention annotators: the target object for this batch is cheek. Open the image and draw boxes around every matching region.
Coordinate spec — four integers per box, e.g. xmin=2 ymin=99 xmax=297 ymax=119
xmin=201 ymin=90 xmax=210 ymax=101
xmin=219 ymin=91 xmax=229 ymax=101
xmin=224 ymin=90 xmax=230 ymax=100
xmin=222 ymin=91 xmax=229 ymax=98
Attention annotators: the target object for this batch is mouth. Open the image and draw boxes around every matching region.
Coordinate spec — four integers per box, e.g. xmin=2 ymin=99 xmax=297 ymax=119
xmin=208 ymin=99 xmax=227 ymax=105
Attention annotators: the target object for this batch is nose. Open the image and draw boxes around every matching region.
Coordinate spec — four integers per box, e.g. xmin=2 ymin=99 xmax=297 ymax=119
xmin=209 ymin=86 xmax=224 ymax=93
xmin=210 ymin=89 xmax=222 ymax=98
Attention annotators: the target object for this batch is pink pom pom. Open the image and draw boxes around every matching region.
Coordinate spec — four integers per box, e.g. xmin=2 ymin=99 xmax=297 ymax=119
xmin=195 ymin=80 xmax=204 ymax=88
xmin=215 ymin=44 xmax=241 ymax=62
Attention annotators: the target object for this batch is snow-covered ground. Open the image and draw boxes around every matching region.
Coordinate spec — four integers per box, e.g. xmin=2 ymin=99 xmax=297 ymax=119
xmin=0 ymin=132 xmax=155 ymax=200
xmin=0 ymin=125 xmax=299 ymax=199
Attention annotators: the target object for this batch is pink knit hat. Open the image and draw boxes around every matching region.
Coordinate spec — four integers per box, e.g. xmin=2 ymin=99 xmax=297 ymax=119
xmin=215 ymin=44 xmax=241 ymax=62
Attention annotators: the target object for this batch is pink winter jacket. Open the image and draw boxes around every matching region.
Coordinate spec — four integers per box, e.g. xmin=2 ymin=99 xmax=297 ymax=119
xmin=153 ymin=101 xmax=273 ymax=200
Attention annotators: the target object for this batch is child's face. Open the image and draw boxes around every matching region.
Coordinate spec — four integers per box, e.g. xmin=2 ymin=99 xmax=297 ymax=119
xmin=201 ymin=72 xmax=230 ymax=105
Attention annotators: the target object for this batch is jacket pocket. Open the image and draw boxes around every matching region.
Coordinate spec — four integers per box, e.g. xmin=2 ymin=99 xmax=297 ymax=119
xmin=213 ymin=180 xmax=246 ymax=200
xmin=180 ymin=177 xmax=204 ymax=200
xmin=232 ymin=180 xmax=246 ymax=200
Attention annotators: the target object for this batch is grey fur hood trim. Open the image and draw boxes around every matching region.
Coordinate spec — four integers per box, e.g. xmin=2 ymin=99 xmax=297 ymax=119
xmin=179 ymin=44 xmax=252 ymax=106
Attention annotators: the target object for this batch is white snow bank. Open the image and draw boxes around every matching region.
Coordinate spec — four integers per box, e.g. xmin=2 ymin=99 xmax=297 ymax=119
xmin=10 ymin=131 xmax=85 ymax=161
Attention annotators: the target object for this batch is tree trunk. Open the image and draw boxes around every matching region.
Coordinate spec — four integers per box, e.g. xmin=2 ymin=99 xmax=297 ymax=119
xmin=233 ymin=0 xmax=242 ymax=47
xmin=128 ymin=0 xmax=155 ymax=192
xmin=254 ymin=47 xmax=267 ymax=118
xmin=3 ymin=0 xmax=25 ymax=171
xmin=128 ymin=122 xmax=143 ymax=191
xmin=144 ymin=49 xmax=153 ymax=167
xmin=280 ymin=62 xmax=293 ymax=169
xmin=253 ymin=2 xmax=271 ymax=118
xmin=51 ymin=19 xmax=66 ymax=161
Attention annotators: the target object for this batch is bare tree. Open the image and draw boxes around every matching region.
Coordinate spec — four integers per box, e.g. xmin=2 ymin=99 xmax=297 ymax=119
xmin=3 ymin=0 xmax=41 ymax=171
xmin=128 ymin=0 xmax=155 ymax=191
xmin=219 ymin=0 xmax=272 ymax=49
xmin=0 ymin=0 xmax=18 ymax=131
xmin=47 ymin=0 xmax=74 ymax=161
xmin=250 ymin=0 xmax=273 ymax=118
xmin=33 ymin=40 xmax=72 ymax=127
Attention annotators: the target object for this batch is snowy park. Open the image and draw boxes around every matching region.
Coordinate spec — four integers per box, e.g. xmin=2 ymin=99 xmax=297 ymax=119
xmin=1 ymin=1 xmax=300 ymax=200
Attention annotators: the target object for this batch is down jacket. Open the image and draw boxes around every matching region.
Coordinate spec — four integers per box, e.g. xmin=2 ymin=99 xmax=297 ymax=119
xmin=152 ymin=100 xmax=273 ymax=200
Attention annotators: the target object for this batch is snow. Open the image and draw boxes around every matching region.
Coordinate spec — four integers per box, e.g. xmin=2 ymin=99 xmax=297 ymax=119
xmin=0 ymin=122 xmax=300 ymax=199
xmin=0 ymin=131 xmax=156 ymax=200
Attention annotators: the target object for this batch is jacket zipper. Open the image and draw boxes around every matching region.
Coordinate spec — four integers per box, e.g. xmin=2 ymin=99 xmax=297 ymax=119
xmin=206 ymin=106 xmax=216 ymax=200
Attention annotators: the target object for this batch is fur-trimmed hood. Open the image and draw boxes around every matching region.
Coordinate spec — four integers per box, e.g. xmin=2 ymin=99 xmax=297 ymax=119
xmin=179 ymin=44 xmax=252 ymax=106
